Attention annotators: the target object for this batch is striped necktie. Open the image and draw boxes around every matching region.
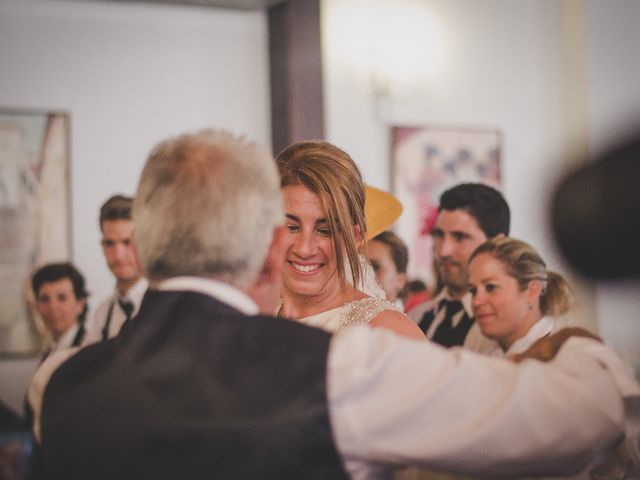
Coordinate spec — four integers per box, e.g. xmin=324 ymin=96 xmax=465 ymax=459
xmin=119 ymin=299 xmax=134 ymax=325
xmin=432 ymin=299 xmax=473 ymax=347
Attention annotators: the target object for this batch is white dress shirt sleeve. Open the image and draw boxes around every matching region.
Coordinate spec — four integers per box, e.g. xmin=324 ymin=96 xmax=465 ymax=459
xmin=328 ymin=326 xmax=640 ymax=478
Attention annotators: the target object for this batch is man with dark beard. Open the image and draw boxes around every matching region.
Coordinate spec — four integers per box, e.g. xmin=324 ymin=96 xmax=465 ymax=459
xmin=409 ymin=183 xmax=509 ymax=350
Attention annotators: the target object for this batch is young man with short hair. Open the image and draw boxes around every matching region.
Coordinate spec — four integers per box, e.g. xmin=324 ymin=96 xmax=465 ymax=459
xmin=86 ymin=195 xmax=148 ymax=343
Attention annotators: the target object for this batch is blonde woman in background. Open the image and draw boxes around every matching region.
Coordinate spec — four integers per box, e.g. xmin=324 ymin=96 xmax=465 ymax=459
xmin=467 ymin=237 xmax=581 ymax=358
xmin=398 ymin=237 xmax=585 ymax=480
xmin=399 ymin=238 xmax=637 ymax=480
xmin=466 ymin=237 xmax=640 ymax=480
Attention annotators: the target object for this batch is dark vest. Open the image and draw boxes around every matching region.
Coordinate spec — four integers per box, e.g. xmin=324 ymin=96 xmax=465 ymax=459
xmin=41 ymin=290 xmax=348 ymax=480
xmin=418 ymin=298 xmax=474 ymax=348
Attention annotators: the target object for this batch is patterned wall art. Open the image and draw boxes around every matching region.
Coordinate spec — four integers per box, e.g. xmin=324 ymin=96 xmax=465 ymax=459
xmin=391 ymin=125 xmax=502 ymax=290
xmin=0 ymin=110 xmax=71 ymax=356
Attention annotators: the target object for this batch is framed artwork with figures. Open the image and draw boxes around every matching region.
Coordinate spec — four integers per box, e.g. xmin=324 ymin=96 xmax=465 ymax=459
xmin=391 ymin=125 xmax=502 ymax=291
xmin=0 ymin=109 xmax=71 ymax=356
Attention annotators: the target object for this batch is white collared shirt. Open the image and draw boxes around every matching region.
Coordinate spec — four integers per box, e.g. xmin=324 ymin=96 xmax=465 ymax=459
xmin=42 ymin=323 xmax=81 ymax=357
xmin=329 ymin=327 xmax=640 ymax=478
xmin=85 ymin=277 xmax=149 ymax=344
xmin=155 ymin=276 xmax=257 ymax=315
xmin=481 ymin=315 xmax=576 ymax=358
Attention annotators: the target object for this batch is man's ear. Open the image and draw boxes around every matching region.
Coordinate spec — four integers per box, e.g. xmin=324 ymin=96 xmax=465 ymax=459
xmin=256 ymin=226 xmax=288 ymax=286
xmin=247 ymin=226 xmax=289 ymax=315
xmin=131 ymin=235 xmax=146 ymax=277
xmin=75 ymin=298 xmax=87 ymax=318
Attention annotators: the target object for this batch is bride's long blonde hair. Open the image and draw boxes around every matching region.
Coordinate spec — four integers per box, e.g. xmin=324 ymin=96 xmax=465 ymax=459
xmin=276 ymin=141 xmax=367 ymax=288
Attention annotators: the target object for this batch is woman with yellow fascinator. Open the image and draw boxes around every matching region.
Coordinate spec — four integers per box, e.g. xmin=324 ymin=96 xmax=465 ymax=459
xmin=276 ymin=140 xmax=424 ymax=340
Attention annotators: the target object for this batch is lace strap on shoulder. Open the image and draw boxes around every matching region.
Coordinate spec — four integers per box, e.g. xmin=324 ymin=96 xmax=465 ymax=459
xmin=340 ymin=297 xmax=401 ymax=328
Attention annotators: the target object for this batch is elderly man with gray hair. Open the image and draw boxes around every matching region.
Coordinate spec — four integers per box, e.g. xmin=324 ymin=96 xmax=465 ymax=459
xmin=33 ymin=129 xmax=638 ymax=480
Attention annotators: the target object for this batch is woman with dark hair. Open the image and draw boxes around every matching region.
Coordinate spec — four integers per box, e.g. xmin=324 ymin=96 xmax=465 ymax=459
xmin=31 ymin=262 xmax=89 ymax=356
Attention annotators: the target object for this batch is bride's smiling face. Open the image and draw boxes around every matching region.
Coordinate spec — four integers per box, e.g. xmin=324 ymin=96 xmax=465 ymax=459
xmin=282 ymin=184 xmax=341 ymax=299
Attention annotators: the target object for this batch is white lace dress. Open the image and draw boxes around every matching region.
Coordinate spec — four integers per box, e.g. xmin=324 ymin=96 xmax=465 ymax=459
xmin=298 ymin=297 xmax=402 ymax=333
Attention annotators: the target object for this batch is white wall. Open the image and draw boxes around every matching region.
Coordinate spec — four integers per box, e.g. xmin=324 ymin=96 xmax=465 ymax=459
xmin=0 ymin=0 xmax=270 ymax=413
xmin=585 ymin=0 xmax=640 ymax=374
xmin=322 ymin=0 xmax=639 ymax=370
xmin=322 ymin=0 xmax=572 ymax=265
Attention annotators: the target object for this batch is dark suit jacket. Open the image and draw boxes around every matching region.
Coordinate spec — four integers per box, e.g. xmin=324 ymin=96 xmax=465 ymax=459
xmin=40 ymin=289 xmax=348 ymax=479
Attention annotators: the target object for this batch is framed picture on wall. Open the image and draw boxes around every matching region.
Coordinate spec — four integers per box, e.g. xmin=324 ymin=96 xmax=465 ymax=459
xmin=391 ymin=125 xmax=501 ymax=291
xmin=0 ymin=109 xmax=71 ymax=356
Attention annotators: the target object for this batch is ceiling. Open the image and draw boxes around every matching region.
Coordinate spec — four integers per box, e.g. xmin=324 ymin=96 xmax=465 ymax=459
xmin=106 ymin=0 xmax=287 ymax=10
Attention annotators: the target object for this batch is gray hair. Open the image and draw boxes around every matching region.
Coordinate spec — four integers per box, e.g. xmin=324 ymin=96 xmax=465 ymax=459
xmin=133 ymin=129 xmax=283 ymax=287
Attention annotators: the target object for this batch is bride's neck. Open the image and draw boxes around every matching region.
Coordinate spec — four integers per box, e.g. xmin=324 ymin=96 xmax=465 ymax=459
xmin=282 ymin=283 xmax=360 ymax=319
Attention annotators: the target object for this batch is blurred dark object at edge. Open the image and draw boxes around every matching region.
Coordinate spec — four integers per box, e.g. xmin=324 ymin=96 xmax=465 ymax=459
xmin=552 ymin=134 xmax=640 ymax=279
xmin=0 ymin=400 xmax=34 ymax=479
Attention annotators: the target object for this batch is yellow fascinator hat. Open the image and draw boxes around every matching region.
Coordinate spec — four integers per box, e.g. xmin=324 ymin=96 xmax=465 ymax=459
xmin=364 ymin=185 xmax=403 ymax=241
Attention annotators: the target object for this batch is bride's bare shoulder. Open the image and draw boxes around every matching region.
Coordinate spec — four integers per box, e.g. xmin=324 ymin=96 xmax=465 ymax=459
xmin=369 ymin=308 xmax=426 ymax=340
